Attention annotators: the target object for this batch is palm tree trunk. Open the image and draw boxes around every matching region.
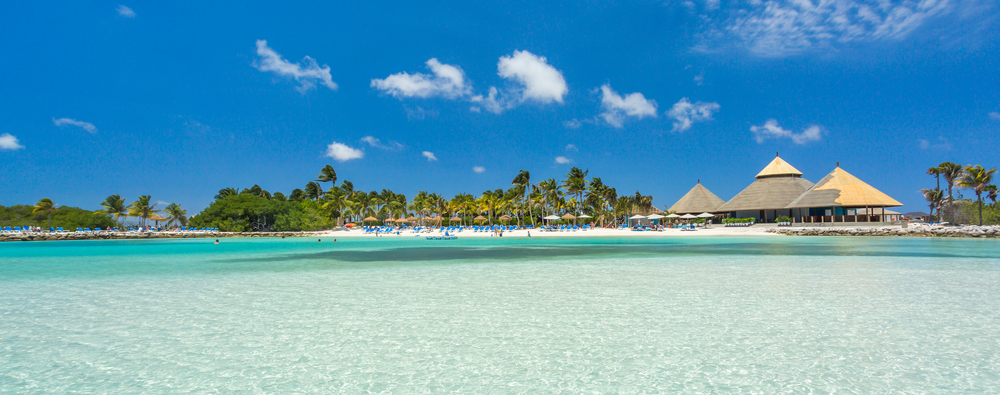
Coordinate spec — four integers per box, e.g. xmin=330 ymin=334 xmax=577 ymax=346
xmin=978 ymin=194 xmax=984 ymax=226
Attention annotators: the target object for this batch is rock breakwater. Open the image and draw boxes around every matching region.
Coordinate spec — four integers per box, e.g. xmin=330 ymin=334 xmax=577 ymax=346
xmin=768 ymin=224 xmax=999 ymax=238
xmin=0 ymin=231 xmax=325 ymax=242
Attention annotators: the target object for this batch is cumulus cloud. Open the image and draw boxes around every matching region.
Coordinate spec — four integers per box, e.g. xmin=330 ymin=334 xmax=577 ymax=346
xmin=666 ymin=98 xmax=720 ymax=132
xmin=53 ymin=117 xmax=97 ymax=134
xmin=696 ymin=0 xmax=958 ymax=57
xmin=117 ymin=5 xmax=135 ymax=17
xmin=750 ymin=119 xmax=823 ymax=145
xmin=918 ymin=136 xmax=952 ymax=150
xmin=371 ymin=59 xmax=470 ymax=99
xmin=565 ymin=144 xmax=578 ymax=152
xmin=470 ymin=87 xmax=508 ymax=114
xmin=990 ymin=112 xmax=1000 ymax=120
xmin=555 ymin=156 xmax=572 ymax=164
xmin=360 ymin=136 xmax=404 ymax=151
xmin=325 ymin=142 xmax=364 ymax=162
xmin=0 ymin=133 xmax=25 ymax=150
xmin=497 ymin=50 xmax=568 ymax=103
xmin=422 ymin=151 xmax=438 ymax=161
xmin=473 ymin=166 xmax=486 ymax=173
xmin=599 ymin=84 xmax=658 ymax=128
xmin=253 ymin=40 xmax=336 ymax=93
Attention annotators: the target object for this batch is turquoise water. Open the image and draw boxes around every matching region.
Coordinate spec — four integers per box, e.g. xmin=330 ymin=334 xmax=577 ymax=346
xmin=2 ymin=236 xmax=999 ymax=393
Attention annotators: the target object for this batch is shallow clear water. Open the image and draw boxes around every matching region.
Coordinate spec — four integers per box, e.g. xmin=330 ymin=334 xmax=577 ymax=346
xmin=2 ymin=236 xmax=999 ymax=393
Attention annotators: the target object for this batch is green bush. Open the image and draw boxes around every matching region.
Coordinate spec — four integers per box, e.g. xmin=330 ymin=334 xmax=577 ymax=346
xmin=775 ymin=216 xmax=793 ymax=223
xmin=0 ymin=205 xmax=115 ymax=229
xmin=189 ymin=194 xmax=335 ymax=232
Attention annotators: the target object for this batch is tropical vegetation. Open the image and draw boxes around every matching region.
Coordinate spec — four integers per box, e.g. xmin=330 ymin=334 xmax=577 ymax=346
xmin=923 ymin=161 xmax=998 ymax=225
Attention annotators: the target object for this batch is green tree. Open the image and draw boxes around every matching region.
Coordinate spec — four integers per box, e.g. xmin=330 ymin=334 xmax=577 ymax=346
xmin=512 ymin=170 xmax=535 ymax=226
xmin=563 ymin=167 xmax=588 ymax=224
xmin=958 ymin=165 xmax=997 ymax=226
xmin=938 ymin=162 xmax=964 ymax=221
xmin=101 ymin=194 xmax=128 ymax=227
xmin=129 ymin=195 xmax=161 ymax=227
xmin=164 ymin=203 xmax=188 ymax=227
xmin=317 ymin=165 xmax=337 ymax=187
xmin=921 ymin=188 xmax=944 ymax=222
xmin=304 ymin=182 xmax=323 ymax=201
xmin=215 ymin=187 xmax=239 ymax=200
xmin=33 ymin=198 xmax=58 ymax=228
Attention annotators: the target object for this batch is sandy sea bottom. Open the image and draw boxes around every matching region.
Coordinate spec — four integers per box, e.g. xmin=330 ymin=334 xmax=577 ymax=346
xmin=1 ymin=236 xmax=999 ymax=393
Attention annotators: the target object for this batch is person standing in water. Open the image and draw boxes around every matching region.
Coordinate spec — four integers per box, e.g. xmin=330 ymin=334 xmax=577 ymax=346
xmin=214 ymin=239 xmax=219 ymax=244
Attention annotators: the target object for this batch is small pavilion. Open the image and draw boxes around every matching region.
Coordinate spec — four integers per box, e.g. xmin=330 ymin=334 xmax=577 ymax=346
xmin=669 ymin=180 xmax=726 ymax=215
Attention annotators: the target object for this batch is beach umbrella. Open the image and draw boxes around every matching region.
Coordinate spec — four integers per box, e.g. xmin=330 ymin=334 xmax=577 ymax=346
xmin=148 ymin=214 xmax=167 ymax=227
xmin=578 ymin=214 xmax=592 ymax=219
xmin=498 ymin=214 xmax=512 ymax=220
xmin=680 ymin=214 xmax=697 ymax=219
xmin=697 ymin=213 xmax=715 ymax=218
xmin=395 ymin=218 xmax=408 ymax=223
xmin=629 ymin=214 xmax=647 ymax=219
xmin=666 ymin=214 xmax=680 ymax=218
xmin=474 ymin=215 xmax=487 ymax=222
xmin=561 ymin=214 xmax=576 ymax=220
xmin=363 ymin=216 xmax=378 ymax=222
xmin=647 ymin=214 xmax=665 ymax=219
xmin=450 ymin=217 xmax=462 ymax=222
xmin=543 ymin=215 xmax=560 ymax=220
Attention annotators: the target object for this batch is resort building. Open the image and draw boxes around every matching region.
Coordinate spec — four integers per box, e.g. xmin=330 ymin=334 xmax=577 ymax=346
xmin=668 ymin=180 xmax=725 ymax=214
xmin=785 ymin=164 xmax=902 ymax=223
xmin=716 ymin=155 xmax=815 ymax=222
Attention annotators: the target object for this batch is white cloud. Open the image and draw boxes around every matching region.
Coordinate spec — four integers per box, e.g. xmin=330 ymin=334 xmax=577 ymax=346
xmin=565 ymin=144 xmax=578 ymax=152
xmin=989 ymin=112 xmax=1000 ymax=120
xmin=555 ymin=156 xmax=572 ymax=164
xmin=699 ymin=0 xmax=956 ymax=57
xmin=325 ymin=142 xmax=364 ymax=162
xmin=0 ymin=133 xmax=25 ymax=150
xmin=53 ymin=117 xmax=97 ymax=134
xmin=693 ymin=72 xmax=704 ymax=86
xmin=496 ymin=50 xmax=568 ymax=104
xmin=666 ymin=98 xmax=720 ymax=132
xmin=599 ymin=84 xmax=658 ymax=128
xmin=253 ymin=40 xmax=337 ymax=93
xmin=918 ymin=136 xmax=952 ymax=150
xmin=422 ymin=151 xmax=438 ymax=161
xmin=371 ymin=58 xmax=470 ymax=99
xmin=117 ymin=5 xmax=135 ymax=17
xmin=360 ymin=136 xmax=404 ymax=151
xmin=470 ymin=86 xmax=508 ymax=114
xmin=404 ymin=106 xmax=438 ymax=120
xmin=473 ymin=166 xmax=486 ymax=173
xmin=750 ymin=119 xmax=823 ymax=145
xmin=563 ymin=119 xmax=582 ymax=129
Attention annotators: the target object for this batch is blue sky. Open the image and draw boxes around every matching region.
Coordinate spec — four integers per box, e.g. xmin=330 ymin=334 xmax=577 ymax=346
xmin=2 ymin=0 xmax=999 ymax=213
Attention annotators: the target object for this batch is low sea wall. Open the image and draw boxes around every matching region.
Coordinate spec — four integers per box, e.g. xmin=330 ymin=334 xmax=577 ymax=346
xmin=0 ymin=231 xmax=326 ymax=242
xmin=768 ymin=224 xmax=1000 ymax=238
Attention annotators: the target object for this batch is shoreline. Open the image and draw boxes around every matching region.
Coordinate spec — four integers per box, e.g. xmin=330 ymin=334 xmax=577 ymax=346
xmin=4 ymin=223 xmax=999 ymax=242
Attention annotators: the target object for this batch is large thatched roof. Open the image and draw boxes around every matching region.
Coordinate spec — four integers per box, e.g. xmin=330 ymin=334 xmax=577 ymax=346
xmin=718 ymin=177 xmax=814 ymax=211
xmin=718 ymin=156 xmax=813 ymax=212
xmin=669 ymin=181 xmax=726 ymax=214
xmin=756 ymin=155 xmax=803 ymax=178
xmin=786 ymin=166 xmax=902 ymax=208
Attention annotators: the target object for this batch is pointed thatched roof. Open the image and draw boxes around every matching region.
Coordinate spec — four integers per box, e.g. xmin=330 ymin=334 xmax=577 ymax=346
xmin=718 ymin=155 xmax=813 ymax=212
xmin=669 ymin=181 xmax=726 ymax=214
xmin=756 ymin=155 xmax=803 ymax=178
xmin=786 ymin=166 xmax=902 ymax=208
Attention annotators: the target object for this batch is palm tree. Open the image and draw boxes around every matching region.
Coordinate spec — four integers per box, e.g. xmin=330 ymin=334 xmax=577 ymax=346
xmin=322 ymin=187 xmax=348 ymax=223
xmin=101 ymin=194 xmax=128 ymax=227
xmin=128 ymin=195 xmax=161 ymax=227
xmin=215 ymin=187 xmax=238 ymax=200
xmin=938 ymin=162 xmax=964 ymax=221
xmin=986 ymin=184 xmax=999 ymax=205
xmin=563 ymin=167 xmax=588 ymax=225
xmin=164 ymin=203 xmax=188 ymax=227
xmin=512 ymin=170 xmax=534 ymax=226
xmin=920 ymin=188 xmax=944 ymax=222
xmin=958 ymin=164 xmax=997 ymax=226
xmin=33 ymin=198 xmax=58 ymax=228
xmin=927 ymin=166 xmax=942 ymax=190
xmin=317 ymin=164 xmax=337 ymax=185
xmin=304 ymin=182 xmax=323 ymax=201
xmin=288 ymin=188 xmax=305 ymax=202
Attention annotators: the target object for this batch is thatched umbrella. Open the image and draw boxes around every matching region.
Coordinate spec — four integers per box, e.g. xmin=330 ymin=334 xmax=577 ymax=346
xmin=363 ymin=216 xmax=378 ymax=224
xmin=148 ymin=214 xmax=167 ymax=228
xmin=474 ymin=215 xmax=487 ymax=222
xmin=450 ymin=217 xmax=462 ymax=222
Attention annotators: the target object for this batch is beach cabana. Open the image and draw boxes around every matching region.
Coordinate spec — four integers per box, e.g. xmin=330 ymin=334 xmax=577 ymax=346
xmin=669 ymin=180 xmax=726 ymax=215
xmin=785 ymin=164 xmax=903 ymax=223
xmin=148 ymin=214 xmax=167 ymax=228
xmin=716 ymin=154 xmax=814 ymax=223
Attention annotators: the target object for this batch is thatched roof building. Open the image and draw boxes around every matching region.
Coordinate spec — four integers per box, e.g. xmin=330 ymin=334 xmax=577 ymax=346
xmin=786 ymin=165 xmax=902 ymax=209
xmin=717 ymin=155 xmax=814 ymax=213
xmin=669 ymin=181 xmax=725 ymax=214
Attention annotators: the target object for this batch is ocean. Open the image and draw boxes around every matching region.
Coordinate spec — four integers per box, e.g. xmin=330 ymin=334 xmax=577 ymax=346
xmin=2 ymin=236 xmax=999 ymax=393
